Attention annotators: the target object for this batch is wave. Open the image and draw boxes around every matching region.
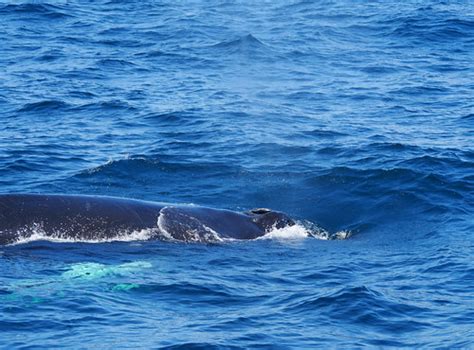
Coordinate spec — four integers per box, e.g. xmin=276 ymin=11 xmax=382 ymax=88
xmin=76 ymin=156 xmax=236 ymax=180
xmin=208 ymin=34 xmax=274 ymax=58
xmin=0 ymin=3 xmax=72 ymax=19
xmin=302 ymin=128 xmax=348 ymax=139
xmin=284 ymin=285 xmax=431 ymax=333
xmin=308 ymin=165 xmax=473 ymax=197
xmin=158 ymin=342 xmax=240 ymax=350
xmin=95 ymin=38 xmax=145 ymax=48
xmin=35 ymin=49 xmax=64 ymax=62
xmin=142 ymin=109 xmax=205 ymax=127
xmin=461 ymin=113 xmax=474 ymax=121
xmin=388 ymin=16 xmax=474 ymax=43
xmin=96 ymin=58 xmax=137 ymax=68
xmin=73 ymin=100 xmax=137 ymax=112
xmin=17 ymin=100 xmax=71 ymax=113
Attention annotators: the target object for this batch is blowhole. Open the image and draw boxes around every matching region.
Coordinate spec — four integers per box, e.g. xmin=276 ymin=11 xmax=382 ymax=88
xmin=250 ymin=208 xmax=271 ymax=214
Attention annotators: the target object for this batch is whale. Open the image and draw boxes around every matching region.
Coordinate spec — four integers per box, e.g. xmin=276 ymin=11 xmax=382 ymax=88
xmin=0 ymin=194 xmax=295 ymax=245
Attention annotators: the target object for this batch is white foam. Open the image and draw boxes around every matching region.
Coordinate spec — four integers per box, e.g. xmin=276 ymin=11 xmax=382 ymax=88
xmin=9 ymin=225 xmax=156 ymax=246
xmin=257 ymin=223 xmax=310 ymax=240
xmin=256 ymin=221 xmax=352 ymax=241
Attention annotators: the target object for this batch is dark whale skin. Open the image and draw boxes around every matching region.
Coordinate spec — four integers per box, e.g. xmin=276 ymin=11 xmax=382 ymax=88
xmin=0 ymin=194 xmax=293 ymax=244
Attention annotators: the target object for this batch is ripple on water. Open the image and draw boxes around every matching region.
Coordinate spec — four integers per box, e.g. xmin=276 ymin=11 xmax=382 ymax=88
xmin=0 ymin=0 xmax=473 ymax=348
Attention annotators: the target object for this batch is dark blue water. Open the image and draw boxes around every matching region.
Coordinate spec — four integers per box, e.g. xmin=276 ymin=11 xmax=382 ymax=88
xmin=1 ymin=1 xmax=473 ymax=348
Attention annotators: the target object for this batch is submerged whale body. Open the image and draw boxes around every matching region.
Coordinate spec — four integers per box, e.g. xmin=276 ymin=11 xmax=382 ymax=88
xmin=0 ymin=194 xmax=296 ymax=245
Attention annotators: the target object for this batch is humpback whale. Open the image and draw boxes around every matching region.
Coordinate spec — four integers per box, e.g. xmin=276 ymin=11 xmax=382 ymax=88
xmin=0 ymin=194 xmax=295 ymax=245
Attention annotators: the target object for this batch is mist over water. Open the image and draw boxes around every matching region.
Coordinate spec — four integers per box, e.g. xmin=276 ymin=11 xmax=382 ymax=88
xmin=1 ymin=1 xmax=473 ymax=348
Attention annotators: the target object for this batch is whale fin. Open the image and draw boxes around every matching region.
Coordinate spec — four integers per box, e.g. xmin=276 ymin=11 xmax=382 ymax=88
xmin=157 ymin=207 xmax=223 ymax=243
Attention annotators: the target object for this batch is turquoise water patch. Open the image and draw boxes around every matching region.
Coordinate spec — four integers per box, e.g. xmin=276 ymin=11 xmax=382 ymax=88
xmin=1 ymin=0 xmax=473 ymax=348
xmin=61 ymin=261 xmax=152 ymax=280
xmin=0 ymin=261 xmax=152 ymax=304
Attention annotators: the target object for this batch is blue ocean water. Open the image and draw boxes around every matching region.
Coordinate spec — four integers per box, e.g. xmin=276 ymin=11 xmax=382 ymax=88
xmin=1 ymin=0 xmax=473 ymax=348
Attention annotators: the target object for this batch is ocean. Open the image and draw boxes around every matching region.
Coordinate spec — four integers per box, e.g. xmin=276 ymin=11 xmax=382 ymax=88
xmin=0 ymin=1 xmax=473 ymax=348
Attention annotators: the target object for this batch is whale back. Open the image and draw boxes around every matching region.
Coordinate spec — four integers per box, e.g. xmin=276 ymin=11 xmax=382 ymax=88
xmin=0 ymin=194 xmax=291 ymax=244
xmin=157 ymin=206 xmax=265 ymax=242
xmin=0 ymin=194 xmax=163 ymax=244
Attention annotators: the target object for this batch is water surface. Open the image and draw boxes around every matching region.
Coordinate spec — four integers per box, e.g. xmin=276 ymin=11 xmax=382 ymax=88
xmin=1 ymin=1 xmax=473 ymax=348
